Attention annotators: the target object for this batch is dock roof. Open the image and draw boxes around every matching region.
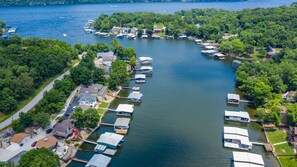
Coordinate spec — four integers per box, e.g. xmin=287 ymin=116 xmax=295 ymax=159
xmin=86 ymin=154 xmax=111 ymax=167
xmin=224 ymin=134 xmax=251 ymax=145
xmin=135 ymin=74 xmax=146 ymax=79
xmin=97 ymin=132 xmax=124 ymax=147
xmin=227 ymin=93 xmax=240 ymax=100
xmin=233 ymin=152 xmax=264 ymax=165
xmin=225 ymin=111 xmax=250 ymax=119
xmin=116 ymin=104 xmax=134 ymax=113
xmin=224 ymin=127 xmax=249 ymax=137
xmin=114 ymin=118 xmax=130 ymax=127
xmin=139 ymin=57 xmax=152 ymax=61
xmin=233 ymin=162 xmax=264 ymax=167
xmin=128 ymin=92 xmax=143 ymax=100
xmin=140 ymin=66 xmax=153 ymax=70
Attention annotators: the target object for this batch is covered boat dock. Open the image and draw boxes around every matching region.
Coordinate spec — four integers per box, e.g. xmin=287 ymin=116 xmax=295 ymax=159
xmin=232 ymin=151 xmax=264 ymax=167
xmin=115 ymin=104 xmax=134 ymax=116
xmin=85 ymin=154 xmax=111 ymax=167
xmin=128 ymin=91 xmax=143 ymax=102
xmin=224 ymin=110 xmax=250 ymax=123
xmin=227 ymin=93 xmax=240 ymax=104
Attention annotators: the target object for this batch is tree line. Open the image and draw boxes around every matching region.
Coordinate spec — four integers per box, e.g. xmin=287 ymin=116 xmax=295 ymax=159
xmin=11 ymin=39 xmax=134 ymax=132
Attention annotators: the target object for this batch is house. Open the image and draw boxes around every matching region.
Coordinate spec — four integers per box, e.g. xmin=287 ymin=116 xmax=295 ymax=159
xmin=36 ymin=136 xmax=58 ymax=150
xmin=9 ymin=133 xmax=30 ymax=146
xmin=130 ymin=27 xmax=138 ymax=35
xmin=79 ymin=93 xmax=96 ymax=109
xmin=85 ymin=154 xmax=111 ymax=167
xmin=283 ymin=91 xmax=296 ymax=102
xmin=96 ymin=51 xmax=116 ymax=67
xmin=110 ymin=26 xmax=121 ymax=35
xmin=153 ymin=24 xmax=165 ymax=33
xmin=289 ymin=126 xmax=297 ymax=147
xmin=53 ymin=119 xmax=75 ymax=138
xmin=266 ymin=46 xmax=277 ymax=58
xmin=80 ymin=84 xmax=108 ymax=101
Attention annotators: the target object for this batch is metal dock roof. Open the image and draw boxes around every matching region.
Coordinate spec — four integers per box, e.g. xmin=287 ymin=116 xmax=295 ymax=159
xmin=224 ymin=127 xmax=249 ymax=137
xmin=232 ymin=151 xmax=264 ymax=166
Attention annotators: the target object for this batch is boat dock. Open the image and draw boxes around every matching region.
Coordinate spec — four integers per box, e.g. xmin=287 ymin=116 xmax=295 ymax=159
xmin=251 ymin=141 xmax=267 ymax=146
xmin=84 ymin=140 xmax=97 ymax=145
xmin=122 ymin=86 xmax=140 ymax=91
xmin=239 ymin=99 xmax=253 ymax=103
xmin=251 ymin=119 xmax=261 ymax=123
xmin=100 ymin=122 xmax=114 ymax=126
xmin=71 ymin=158 xmax=88 ymax=164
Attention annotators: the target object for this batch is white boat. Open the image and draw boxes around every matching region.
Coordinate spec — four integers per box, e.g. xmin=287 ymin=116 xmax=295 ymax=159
xmin=201 ymin=50 xmax=217 ymax=55
xmin=116 ymin=34 xmax=124 ymax=39
xmin=127 ymin=34 xmax=136 ymax=39
xmin=140 ymin=66 xmax=153 ymax=74
xmin=88 ymin=20 xmax=94 ymax=24
xmin=224 ymin=110 xmax=250 ymax=123
xmin=167 ymin=35 xmax=174 ymax=39
xmin=178 ymin=35 xmax=187 ymax=39
xmin=204 ymin=45 xmax=216 ymax=50
xmin=212 ymin=53 xmax=226 ymax=60
xmin=135 ymin=74 xmax=146 ymax=83
xmin=138 ymin=57 xmax=153 ymax=64
xmin=84 ymin=28 xmax=94 ymax=33
xmin=152 ymin=34 xmax=161 ymax=39
xmin=223 ymin=127 xmax=252 ymax=150
xmin=201 ymin=43 xmax=212 ymax=47
xmin=232 ymin=152 xmax=264 ymax=167
xmin=141 ymin=34 xmax=148 ymax=39
xmin=63 ymin=33 xmax=67 ymax=37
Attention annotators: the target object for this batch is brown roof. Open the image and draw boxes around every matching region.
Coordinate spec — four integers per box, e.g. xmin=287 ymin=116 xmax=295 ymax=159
xmin=287 ymin=91 xmax=296 ymax=97
xmin=36 ymin=136 xmax=57 ymax=149
xmin=10 ymin=133 xmax=30 ymax=144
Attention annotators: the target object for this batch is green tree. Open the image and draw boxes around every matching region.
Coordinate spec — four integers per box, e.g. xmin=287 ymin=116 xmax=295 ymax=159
xmin=71 ymin=107 xmax=99 ymax=129
xmin=109 ymin=59 xmax=129 ymax=90
xmin=129 ymin=56 xmax=137 ymax=70
xmin=18 ymin=148 xmax=59 ymax=167
xmin=33 ymin=112 xmax=50 ymax=128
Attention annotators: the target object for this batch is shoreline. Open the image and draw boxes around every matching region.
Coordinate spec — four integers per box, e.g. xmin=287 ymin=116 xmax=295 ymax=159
xmin=62 ymin=87 xmax=122 ymax=166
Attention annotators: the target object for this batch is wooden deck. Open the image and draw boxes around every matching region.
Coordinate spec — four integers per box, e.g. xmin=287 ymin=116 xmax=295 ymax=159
xmin=100 ymin=122 xmax=114 ymax=126
xmin=115 ymin=129 xmax=128 ymax=135
xmin=84 ymin=139 xmax=97 ymax=145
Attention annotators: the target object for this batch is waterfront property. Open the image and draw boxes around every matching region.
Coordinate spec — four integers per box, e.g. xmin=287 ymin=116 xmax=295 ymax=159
xmin=134 ymin=74 xmax=146 ymax=83
xmin=224 ymin=110 xmax=250 ymax=123
xmin=140 ymin=66 xmax=153 ymax=74
xmin=138 ymin=57 xmax=153 ymax=64
xmin=96 ymin=51 xmax=116 ymax=68
xmin=223 ymin=127 xmax=252 ymax=150
xmin=232 ymin=151 xmax=264 ymax=167
xmin=115 ymin=104 xmax=134 ymax=116
xmin=80 ymin=84 xmax=108 ymax=102
xmin=227 ymin=93 xmax=240 ymax=104
xmin=95 ymin=132 xmax=124 ymax=155
xmin=212 ymin=53 xmax=226 ymax=60
xmin=114 ymin=118 xmax=131 ymax=134
xmin=53 ymin=119 xmax=75 ymax=138
xmin=85 ymin=154 xmax=111 ymax=167
xmin=283 ymin=91 xmax=296 ymax=102
xmin=128 ymin=91 xmax=143 ymax=103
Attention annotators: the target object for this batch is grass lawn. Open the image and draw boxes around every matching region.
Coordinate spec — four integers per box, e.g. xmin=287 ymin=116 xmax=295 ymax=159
xmin=266 ymin=129 xmax=287 ymax=144
xmin=0 ymin=60 xmax=78 ymax=124
xmin=98 ymin=102 xmax=109 ymax=115
xmin=274 ymin=142 xmax=295 ymax=155
xmin=279 ymin=156 xmax=297 ymax=167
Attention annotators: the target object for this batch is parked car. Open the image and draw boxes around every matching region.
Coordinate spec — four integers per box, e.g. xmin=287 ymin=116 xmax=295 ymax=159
xmin=31 ymin=141 xmax=37 ymax=147
xmin=46 ymin=128 xmax=53 ymax=134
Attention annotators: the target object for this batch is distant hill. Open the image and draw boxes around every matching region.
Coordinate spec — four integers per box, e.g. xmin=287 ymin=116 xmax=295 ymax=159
xmin=0 ymin=0 xmax=246 ymax=7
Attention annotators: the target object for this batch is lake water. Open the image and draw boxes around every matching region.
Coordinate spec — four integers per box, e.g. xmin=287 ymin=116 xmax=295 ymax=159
xmin=1 ymin=1 xmax=294 ymax=166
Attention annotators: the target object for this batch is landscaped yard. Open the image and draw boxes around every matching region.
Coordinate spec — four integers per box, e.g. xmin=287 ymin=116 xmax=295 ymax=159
xmin=279 ymin=156 xmax=297 ymax=167
xmin=274 ymin=142 xmax=295 ymax=155
xmin=98 ymin=102 xmax=109 ymax=115
xmin=266 ymin=129 xmax=287 ymax=144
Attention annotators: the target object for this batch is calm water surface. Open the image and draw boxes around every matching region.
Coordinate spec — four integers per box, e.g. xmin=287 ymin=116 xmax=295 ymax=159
xmin=1 ymin=1 xmax=293 ymax=166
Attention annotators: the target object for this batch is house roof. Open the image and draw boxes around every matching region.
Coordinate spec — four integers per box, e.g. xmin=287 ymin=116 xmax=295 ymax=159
xmin=116 ymin=104 xmax=134 ymax=113
xmin=287 ymin=91 xmax=296 ymax=97
xmin=128 ymin=92 xmax=143 ymax=100
xmin=79 ymin=93 xmax=96 ymax=104
xmin=97 ymin=132 xmax=124 ymax=147
xmin=53 ymin=119 xmax=74 ymax=133
xmin=36 ymin=136 xmax=57 ymax=149
xmin=96 ymin=51 xmax=114 ymax=58
xmin=114 ymin=118 xmax=130 ymax=127
xmin=10 ymin=133 xmax=30 ymax=144
xmin=224 ymin=127 xmax=249 ymax=137
xmin=86 ymin=154 xmax=111 ymax=167
xmin=80 ymin=84 xmax=104 ymax=95
xmin=225 ymin=111 xmax=250 ymax=120
xmin=232 ymin=151 xmax=264 ymax=165
xmin=98 ymin=86 xmax=108 ymax=98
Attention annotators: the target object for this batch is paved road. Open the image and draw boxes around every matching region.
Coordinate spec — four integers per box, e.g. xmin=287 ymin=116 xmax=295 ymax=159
xmin=0 ymin=71 xmax=71 ymax=129
xmin=0 ymin=52 xmax=87 ymax=130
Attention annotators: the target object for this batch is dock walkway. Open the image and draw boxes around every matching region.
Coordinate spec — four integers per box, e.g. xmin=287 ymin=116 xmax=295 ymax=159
xmin=251 ymin=141 xmax=267 ymax=146
xmin=72 ymin=158 xmax=88 ymax=164
xmin=84 ymin=140 xmax=97 ymax=145
xmin=100 ymin=122 xmax=114 ymax=126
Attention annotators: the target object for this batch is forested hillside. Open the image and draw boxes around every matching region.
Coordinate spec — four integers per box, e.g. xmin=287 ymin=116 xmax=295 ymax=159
xmin=0 ymin=0 xmax=246 ymax=6
xmin=0 ymin=36 xmax=78 ymax=115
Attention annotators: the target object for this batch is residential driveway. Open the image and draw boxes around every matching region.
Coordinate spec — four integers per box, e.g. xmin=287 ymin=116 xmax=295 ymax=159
xmin=0 ymin=131 xmax=47 ymax=162
xmin=64 ymin=96 xmax=80 ymax=119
